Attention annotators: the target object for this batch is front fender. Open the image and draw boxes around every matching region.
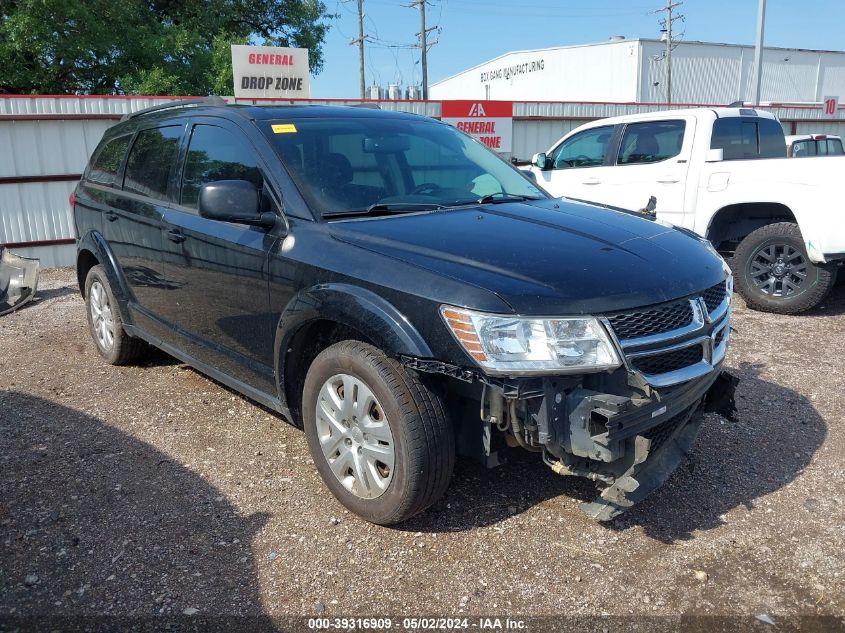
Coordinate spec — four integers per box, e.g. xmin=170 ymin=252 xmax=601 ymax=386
xmin=77 ymin=230 xmax=134 ymax=323
xmin=272 ymin=283 xmax=433 ymax=413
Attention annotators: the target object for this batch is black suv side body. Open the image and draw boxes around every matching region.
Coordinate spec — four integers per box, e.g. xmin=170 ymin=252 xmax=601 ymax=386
xmin=74 ymin=102 xmax=734 ymax=524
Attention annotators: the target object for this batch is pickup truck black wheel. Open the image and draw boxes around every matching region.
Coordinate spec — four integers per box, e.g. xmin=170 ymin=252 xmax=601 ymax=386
xmin=734 ymin=222 xmax=835 ymax=314
xmin=302 ymin=340 xmax=454 ymax=525
xmin=84 ymin=265 xmax=148 ymax=365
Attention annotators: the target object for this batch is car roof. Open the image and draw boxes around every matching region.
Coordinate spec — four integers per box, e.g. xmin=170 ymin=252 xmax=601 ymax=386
xmin=784 ymin=134 xmax=841 ymax=142
xmin=123 ymin=102 xmax=424 ymax=125
xmin=572 ymin=106 xmax=778 ymax=129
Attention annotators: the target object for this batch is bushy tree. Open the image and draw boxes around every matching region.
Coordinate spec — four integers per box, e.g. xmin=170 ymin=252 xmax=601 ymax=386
xmin=0 ymin=0 xmax=332 ymax=94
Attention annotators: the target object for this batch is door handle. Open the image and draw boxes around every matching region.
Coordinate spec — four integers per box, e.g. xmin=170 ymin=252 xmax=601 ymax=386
xmin=167 ymin=229 xmax=186 ymax=244
xmin=582 ymin=177 xmax=601 ymax=185
xmin=657 ymin=176 xmax=680 ymax=184
xmin=105 ymin=210 xmax=119 ymax=222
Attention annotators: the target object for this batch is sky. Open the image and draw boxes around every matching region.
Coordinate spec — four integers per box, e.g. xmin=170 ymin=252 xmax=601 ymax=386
xmin=309 ymin=0 xmax=845 ymax=98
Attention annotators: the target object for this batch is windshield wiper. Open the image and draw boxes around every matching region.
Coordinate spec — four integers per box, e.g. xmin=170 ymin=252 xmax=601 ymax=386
xmin=322 ymin=202 xmax=447 ymax=219
xmin=476 ymin=193 xmax=544 ymax=205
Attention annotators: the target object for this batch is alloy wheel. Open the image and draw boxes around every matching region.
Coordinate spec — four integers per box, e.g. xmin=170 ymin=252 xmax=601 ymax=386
xmin=89 ymin=280 xmax=115 ymax=351
xmin=748 ymin=243 xmax=808 ymax=297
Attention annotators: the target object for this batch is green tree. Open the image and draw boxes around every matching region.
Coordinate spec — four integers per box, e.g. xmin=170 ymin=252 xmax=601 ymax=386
xmin=0 ymin=0 xmax=333 ymax=95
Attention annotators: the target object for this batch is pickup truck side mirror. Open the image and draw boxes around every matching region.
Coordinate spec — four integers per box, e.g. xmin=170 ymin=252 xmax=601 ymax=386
xmin=705 ymin=148 xmax=724 ymax=162
xmin=531 ymin=152 xmax=548 ymax=170
xmin=198 ymin=180 xmax=276 ymax=228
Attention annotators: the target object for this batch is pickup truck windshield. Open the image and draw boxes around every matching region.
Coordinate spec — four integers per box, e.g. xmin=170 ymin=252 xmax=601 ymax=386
xmin=710 ymin=116 xmax=786 ymax=160
xmin=261 ymin=117 xmax=546 ymax=216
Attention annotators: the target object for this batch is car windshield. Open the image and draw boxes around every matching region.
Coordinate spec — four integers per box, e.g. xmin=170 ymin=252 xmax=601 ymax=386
xmin=259 ymin=116 xmax=546 ymax=217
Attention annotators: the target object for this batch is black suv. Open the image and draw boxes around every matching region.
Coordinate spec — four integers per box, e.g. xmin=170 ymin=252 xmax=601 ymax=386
xmin=73 ymin=99 xmax=733 ymax=524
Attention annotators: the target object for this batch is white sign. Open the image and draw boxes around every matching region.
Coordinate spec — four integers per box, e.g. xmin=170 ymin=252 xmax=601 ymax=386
xmin=823 ymin=95 xmax=839 ymax=117
xmin=441 ymin=101 xmax=513 ymax=153
xmin=231 ymin=45 xmax=310 ymax=99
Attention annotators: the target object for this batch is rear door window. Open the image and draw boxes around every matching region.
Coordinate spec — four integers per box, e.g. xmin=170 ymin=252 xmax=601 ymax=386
xmin=123 ymin=126 xmax=182 ymax=200
xmin=617 ymin=120 xmax=685 ymax=165
xmin=180 ymin=124 xmax=263 ymax=209
xmin=88 ymin=135 xmax=131 ymax=186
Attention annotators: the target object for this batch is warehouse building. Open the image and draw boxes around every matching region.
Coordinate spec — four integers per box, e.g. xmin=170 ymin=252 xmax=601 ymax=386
xmin=430 ymin=38 xmax=845 ymax=105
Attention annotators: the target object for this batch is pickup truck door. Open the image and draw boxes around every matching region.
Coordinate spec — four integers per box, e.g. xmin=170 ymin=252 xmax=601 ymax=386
xmin=530 ymin=124 xmax=619 ymax=203
xmin=596 ymin=118 xmax=694 ymax=226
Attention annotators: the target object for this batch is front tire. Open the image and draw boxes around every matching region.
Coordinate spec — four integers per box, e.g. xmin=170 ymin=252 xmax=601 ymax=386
xmin=84 ymin=265 xmax=148 ymax=365
xmin=302 ymin=340 xmax=454 ymax=525
xmin=733 ymin=222 xmax=835 ymax=314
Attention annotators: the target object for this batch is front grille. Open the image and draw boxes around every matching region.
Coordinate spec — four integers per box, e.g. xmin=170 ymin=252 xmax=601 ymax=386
xmin=714 ymin=327 xmax=726 ymax=347
xmin=606 ymin=300 xmax=693 ymax=341
xmin=702 ymin=281 xmax=727 ymax=313
xmin=631 ymin=344 xmax=704 ymax=375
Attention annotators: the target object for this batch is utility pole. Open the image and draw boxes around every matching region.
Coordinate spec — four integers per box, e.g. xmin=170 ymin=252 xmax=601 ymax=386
xmin=345 ymin=0 xmax=367 ymax=99
xmin=662 ymin=0 xmax=682 ymax=104
xmin=357 ymin=0 xmax=365 ymax=99
xmin=751 ymin=0 xmax=767 ymax=105
xmin=410 ymin=0 xmax=436 ymax=99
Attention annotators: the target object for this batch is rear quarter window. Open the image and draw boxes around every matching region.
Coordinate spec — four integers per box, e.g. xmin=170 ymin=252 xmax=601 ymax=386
xmin=87 ymin=135 xmax=132 ymax=186
xmin=710 ymin=117 xmax=786 ymax=160
xmin=123 ymin=126 xmax=182 ymax=200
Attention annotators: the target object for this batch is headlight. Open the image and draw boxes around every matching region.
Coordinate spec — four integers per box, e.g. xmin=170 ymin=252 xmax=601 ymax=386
xmin=440 ymin=306 xmax=622 ymax=375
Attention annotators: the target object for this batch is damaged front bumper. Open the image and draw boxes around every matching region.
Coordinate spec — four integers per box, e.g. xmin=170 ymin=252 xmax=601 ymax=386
xmin=0 ymin=247 xmax=40 ymax=316
xmin=405 ymin=355 xmax=738 ymax=521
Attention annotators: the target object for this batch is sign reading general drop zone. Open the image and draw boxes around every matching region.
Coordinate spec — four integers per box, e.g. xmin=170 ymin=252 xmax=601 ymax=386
xmin=441 ymin=101 xmax=513 ymax=153
xmin=231 ymin=45 xmax=310 ymax=99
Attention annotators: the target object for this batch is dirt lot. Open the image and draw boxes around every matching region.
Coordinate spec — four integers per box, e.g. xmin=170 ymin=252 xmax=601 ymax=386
xmin=1 ymin=268 xmax=844 ymax=631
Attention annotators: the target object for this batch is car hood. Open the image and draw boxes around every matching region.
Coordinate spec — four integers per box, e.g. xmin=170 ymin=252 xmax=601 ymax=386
xmin=328 ymin=198 xmax=727 ymax=314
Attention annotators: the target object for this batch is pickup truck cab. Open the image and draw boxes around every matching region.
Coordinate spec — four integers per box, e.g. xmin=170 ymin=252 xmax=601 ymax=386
xmin=525 ymin=108 xmax=845 ymax=314
xmin=73 ymin=100 xmax=733 ymax=524
xmin=785 ymin=133 xmax=844 ymax=157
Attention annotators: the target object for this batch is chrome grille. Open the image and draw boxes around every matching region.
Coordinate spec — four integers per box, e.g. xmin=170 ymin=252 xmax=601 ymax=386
xmin=604 ymin=279 xmax=731 ymax=388
xmin=606 ymin=300 xmax=694 ymax=340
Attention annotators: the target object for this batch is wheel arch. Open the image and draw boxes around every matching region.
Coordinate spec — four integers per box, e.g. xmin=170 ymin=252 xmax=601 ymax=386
xmin=274 ymin=284 xmax=433 ymax=425
xmin=76 ymin=231 xmax=133 ymax=320
xmin=705 ymin=202 xmax=797 ymax=253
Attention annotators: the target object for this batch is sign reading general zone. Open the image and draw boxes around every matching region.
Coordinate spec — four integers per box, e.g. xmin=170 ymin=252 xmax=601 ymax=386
xmin=231 ymin=45 xmax=311 ymax=99
xmin=441 ymin=101 xmax=513 ymax=153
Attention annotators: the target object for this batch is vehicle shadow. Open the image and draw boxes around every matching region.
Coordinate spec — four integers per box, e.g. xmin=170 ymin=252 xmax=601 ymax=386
xmin=0 ymin=391 xmax=274 ymax=630
xmin=401 ymin=365 xmax=826 ymax=542
xmin=803 ymin=282 xmax=845 ymax=317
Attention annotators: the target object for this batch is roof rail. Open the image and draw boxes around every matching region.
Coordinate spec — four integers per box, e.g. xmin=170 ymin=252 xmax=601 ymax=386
xmin=120 ymin=96 xmax=227 ymax=122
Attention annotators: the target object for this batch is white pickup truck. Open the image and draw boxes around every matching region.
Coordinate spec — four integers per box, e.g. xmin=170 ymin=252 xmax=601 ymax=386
xmin=524 ymin=107 xmax=845 ymax=314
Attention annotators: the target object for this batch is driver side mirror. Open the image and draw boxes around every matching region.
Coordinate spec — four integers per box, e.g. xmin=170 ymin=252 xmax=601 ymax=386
xmin=531 ymin=152 xmax=548 ymax=170
xmin=198 ymin=180 xmax=276 ymax=228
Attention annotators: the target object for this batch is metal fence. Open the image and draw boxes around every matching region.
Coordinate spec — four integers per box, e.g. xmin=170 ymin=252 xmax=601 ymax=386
xmin=2 ymin=95 xmax=844 ymax=267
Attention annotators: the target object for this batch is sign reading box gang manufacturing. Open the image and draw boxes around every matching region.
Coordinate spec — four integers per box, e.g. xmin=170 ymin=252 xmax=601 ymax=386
xmin=231 ymin=45 xmax=310 ymax=99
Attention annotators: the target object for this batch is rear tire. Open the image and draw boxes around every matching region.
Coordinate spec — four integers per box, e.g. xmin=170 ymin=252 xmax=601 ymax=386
xmin=733 ymin=222 xmax=835 ymax=314
xmin=84 ymin=265 xmax=148 ymax=365
xmin=302 ymin=340 xmax=454 ymax=525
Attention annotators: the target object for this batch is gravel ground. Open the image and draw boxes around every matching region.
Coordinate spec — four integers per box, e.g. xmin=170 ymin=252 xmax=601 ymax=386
xmin=1 ymin=268 xmax=844 ymax=631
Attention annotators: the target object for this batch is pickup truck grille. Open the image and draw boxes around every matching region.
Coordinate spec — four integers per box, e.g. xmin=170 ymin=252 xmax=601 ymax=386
xmin=604 ymin=279 xmax=731 ymax=388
